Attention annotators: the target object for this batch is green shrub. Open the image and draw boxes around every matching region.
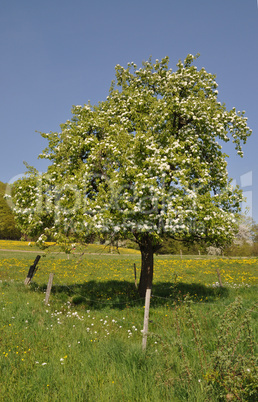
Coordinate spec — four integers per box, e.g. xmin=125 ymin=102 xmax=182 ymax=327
xmin=204 ymin=297 xmax=258 ymax=401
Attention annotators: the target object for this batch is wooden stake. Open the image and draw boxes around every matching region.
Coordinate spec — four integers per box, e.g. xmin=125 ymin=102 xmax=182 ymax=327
xmin=24 ymin=255 xmax=41 ymax=285
xmin=216 ymin=268 xmax=223 ymax=287
xmin=142 ymin=288 xmax=151 ymax=351
xmin=45 ymin=273 xmax=54 ymax=305
xmin=134 ymin=263 xmax=137 ymax=288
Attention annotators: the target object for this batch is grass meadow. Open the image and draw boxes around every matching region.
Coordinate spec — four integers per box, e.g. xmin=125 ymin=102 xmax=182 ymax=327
xmin=0 ymin=240 xmax=257 ymax=401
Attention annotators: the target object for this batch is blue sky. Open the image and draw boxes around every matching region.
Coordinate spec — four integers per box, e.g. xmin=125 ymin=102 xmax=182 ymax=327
xmin=1 ymin=0 xmax=258 ymax=221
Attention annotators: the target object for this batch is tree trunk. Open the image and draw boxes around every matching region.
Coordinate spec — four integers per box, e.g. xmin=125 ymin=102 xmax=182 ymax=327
xmin=138 ymin=236 xmax=154 ymax=298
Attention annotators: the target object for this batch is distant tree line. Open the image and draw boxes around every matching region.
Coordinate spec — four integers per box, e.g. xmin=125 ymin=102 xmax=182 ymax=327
xmin=0 ymin=181 xmax=21 ymax=240
xmin=156 ymin=215 xmax=258 ymax=256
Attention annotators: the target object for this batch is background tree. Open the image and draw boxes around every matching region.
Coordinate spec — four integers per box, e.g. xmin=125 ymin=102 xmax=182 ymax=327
xmin=0 ymin=182 xmax=21 ymax=240
xmin=11 ymin=55 xmax=251 ymax=296
xmin=224 ymin=215 xmax=258 ymax=256
xmin=157 ymin=236 xmax=205 ymax=255
xmin=234 ymin=215 xmax=254 ymax=246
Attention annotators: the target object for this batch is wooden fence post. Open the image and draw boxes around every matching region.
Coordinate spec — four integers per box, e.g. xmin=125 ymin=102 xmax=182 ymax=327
xmin=45 ymin=273 xmax=54 ymax=305
xmin=216 ymin=268 xmax=223 ymax=287
xmin=134 ymin=263 xmax=137 ymax=289
xmin=142 ymin=288 xmax=151 ymax=351
xmin=24 ymin=255 xmax=41 ymax=285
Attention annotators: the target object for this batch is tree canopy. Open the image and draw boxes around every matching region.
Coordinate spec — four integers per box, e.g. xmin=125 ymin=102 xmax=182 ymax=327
xmin=11 ymin=55 xmax=252 ymax=295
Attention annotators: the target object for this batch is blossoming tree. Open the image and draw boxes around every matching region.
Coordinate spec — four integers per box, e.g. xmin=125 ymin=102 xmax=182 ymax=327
xmin=11 ymin=55 xmax=251 ymax=296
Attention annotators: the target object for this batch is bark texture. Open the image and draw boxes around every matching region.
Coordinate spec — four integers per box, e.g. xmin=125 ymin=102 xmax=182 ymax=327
xmin=138 ymin=234 xmax=155 ymax=297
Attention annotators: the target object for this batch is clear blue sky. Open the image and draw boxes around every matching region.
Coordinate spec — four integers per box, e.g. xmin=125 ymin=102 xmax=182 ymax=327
xmin=1 ymin=0 xmax=257 ymax=221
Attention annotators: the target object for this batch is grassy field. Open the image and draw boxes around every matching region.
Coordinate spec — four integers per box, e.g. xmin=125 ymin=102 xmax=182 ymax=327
xmin=0 ymin=241 xmax=257 ymax=401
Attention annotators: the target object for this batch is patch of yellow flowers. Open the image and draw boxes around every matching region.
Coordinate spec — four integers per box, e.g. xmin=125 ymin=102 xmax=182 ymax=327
xmin=0 ymin=240 xmax=257 ymax=286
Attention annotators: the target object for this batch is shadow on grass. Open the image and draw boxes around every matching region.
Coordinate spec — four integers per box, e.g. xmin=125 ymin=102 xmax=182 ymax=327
xmin=30 ymin=280 xmax=229 ymax=310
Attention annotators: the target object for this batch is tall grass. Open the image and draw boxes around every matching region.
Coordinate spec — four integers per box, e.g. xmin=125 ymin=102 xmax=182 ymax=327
xmin=0 ymin=249 xmax=257 ymax=401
